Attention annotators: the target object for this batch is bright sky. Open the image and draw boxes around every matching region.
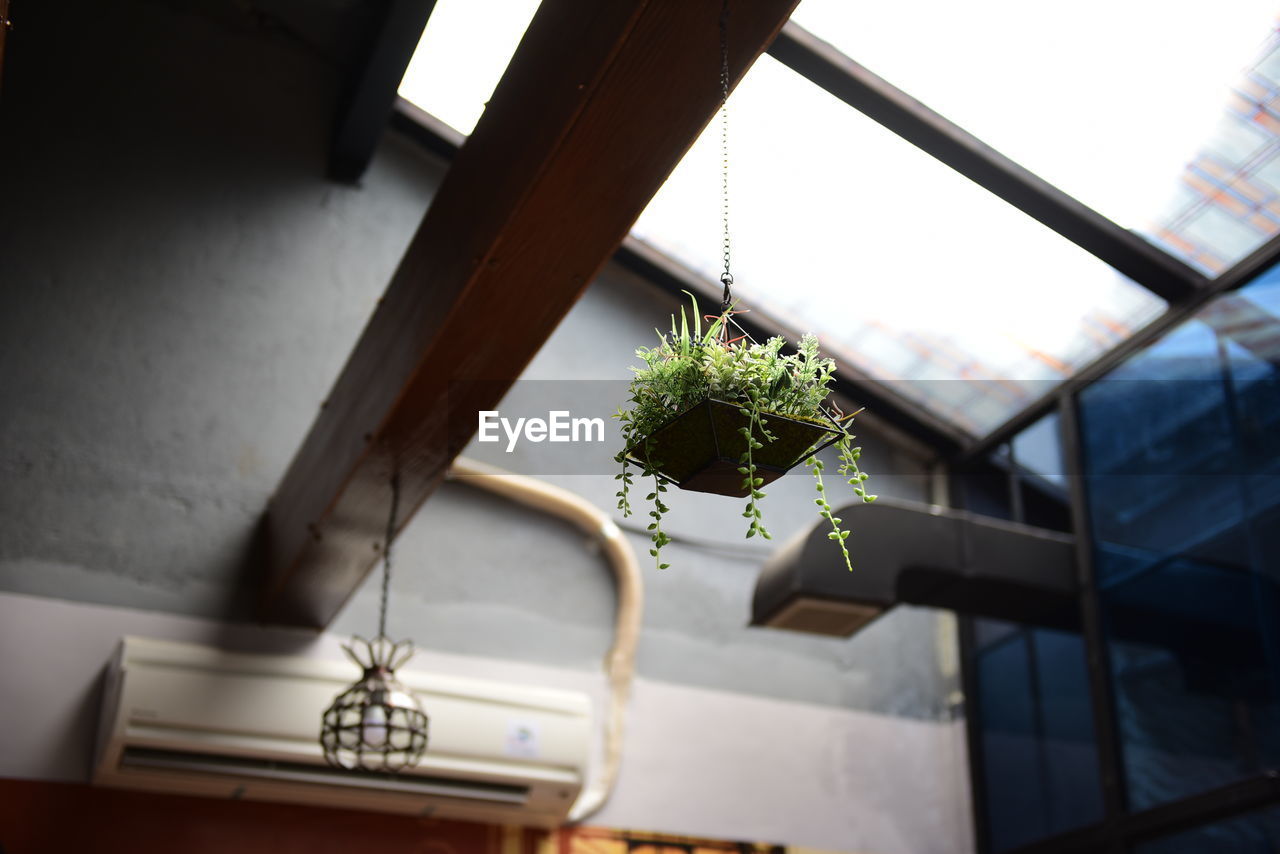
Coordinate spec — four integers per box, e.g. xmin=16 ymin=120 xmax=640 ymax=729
xmin=791 ymin=0 xmax=1279 ymax=229
xmin=397 ymin=0 xmax=1278 ymax=432
xmin=398 ymin=0 xmax=542 ymax=136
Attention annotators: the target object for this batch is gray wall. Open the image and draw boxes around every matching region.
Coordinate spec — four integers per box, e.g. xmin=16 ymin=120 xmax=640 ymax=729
xmin=0 ymin=591 xmax=973 ymax=854
xmin=0 ymin=3 xmax=968 ymax=849
xmin=0 ymin=0 xmax=440 ymax=617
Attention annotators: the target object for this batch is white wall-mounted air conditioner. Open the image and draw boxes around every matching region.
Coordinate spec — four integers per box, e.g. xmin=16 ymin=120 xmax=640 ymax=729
xmin=93 ymin=637 xmax=592 ymax=826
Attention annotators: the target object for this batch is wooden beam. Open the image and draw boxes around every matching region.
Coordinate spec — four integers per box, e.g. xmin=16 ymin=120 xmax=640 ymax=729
xmin=329 ymin=0 xmax=439 ymax=182
xmin=261 ymin=0 xmax=801 ymax=627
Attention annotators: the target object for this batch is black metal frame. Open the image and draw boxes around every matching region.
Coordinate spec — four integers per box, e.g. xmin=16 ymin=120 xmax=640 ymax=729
xmin=1058 ymin=390 xmax=1129 ymax=837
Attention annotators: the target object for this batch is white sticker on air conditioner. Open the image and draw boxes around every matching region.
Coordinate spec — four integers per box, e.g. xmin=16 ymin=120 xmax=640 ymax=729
xmin=505 ymin=719 xmax=540 ymax=759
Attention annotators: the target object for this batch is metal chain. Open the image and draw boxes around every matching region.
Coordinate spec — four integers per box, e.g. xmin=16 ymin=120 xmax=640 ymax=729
xmin=378 ymin=471 xmax=400 ymax=640
xmin=719 ymin=0 xmax=733 ymax=312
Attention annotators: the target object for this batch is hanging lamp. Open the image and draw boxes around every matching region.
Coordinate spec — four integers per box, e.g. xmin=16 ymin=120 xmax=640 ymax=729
xmin=320 ymin=473 xmax=429 ymax=772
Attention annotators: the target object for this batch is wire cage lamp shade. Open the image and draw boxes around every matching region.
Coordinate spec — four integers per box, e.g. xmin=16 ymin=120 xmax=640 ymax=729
xmin=320 ymin=472 xmax=429 ymax=773
xmin=321 ymin=635 xmax=429 ymax=772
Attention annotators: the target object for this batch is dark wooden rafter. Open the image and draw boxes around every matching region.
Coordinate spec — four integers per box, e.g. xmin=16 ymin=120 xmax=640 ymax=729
xmin=262 ymin=0 xmax=802 ymax=627
xmin=329 ymin=0 xmax=439 ymax=182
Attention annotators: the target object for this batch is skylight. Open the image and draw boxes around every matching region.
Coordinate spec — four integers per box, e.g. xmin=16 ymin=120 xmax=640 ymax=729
xmin=792 ymin=0 xmax=1280 ymax=275
xmin=396 ymin=1 xmax=1272 ymax=435
xmin=630 ymin=56 xmax=1164 ymax=435
xmin=399 ymin=0 xmax=541 ymax=136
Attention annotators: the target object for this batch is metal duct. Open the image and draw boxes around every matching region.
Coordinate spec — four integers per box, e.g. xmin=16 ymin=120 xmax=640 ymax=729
xmin=750 ymin=497 xmax=1078 ymax=637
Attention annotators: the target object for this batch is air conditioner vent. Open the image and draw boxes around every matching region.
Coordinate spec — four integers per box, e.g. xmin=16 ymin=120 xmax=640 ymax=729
xmin=762 ymin=596 xmax=883 ymax=637
xmin=93 ymin=637 xmax=591 ymax=826
xmin=121 ymin=747 xmax=531 ymax=805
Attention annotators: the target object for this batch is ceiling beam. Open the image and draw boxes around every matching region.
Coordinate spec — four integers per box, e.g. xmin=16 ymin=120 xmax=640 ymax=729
xmin=329 ymin=0 xmax=439 ymax=182
xmin=261 ymin=0 xmax=801 ymax=628
xmin=767 ymin=22 xmax=1208 ymax=305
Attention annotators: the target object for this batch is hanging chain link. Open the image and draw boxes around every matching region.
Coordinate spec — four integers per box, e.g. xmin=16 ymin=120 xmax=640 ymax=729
xmin=378 ymin=471 xmax=400 ymax=640
xmin=719 ymin=0 xmax=733 ymax=312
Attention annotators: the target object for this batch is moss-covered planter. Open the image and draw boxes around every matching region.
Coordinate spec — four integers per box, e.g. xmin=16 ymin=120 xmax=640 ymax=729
xmin=625 ymin=399 xmax=842 ymax=497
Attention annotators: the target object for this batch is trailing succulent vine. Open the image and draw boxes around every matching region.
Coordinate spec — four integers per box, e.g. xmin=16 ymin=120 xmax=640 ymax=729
xmin=737 ymin=395 xmax=772 ymax=542
xmin=614 ymin=293 xmax=876 ymax=571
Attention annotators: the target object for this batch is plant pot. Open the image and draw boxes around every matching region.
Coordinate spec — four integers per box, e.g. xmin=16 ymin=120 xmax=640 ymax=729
xmin=625 ymin=399 xmax=843 ymax=498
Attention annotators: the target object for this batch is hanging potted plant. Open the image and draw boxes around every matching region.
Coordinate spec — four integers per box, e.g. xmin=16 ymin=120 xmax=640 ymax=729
xmin=614 ymin=0 xmax=874 ymax=571
xmin=614 ymin=293 xmax=876 ymax=571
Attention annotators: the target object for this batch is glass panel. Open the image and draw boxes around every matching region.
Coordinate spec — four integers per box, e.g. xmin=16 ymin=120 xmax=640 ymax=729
xmin=398 ymin=0 xmax=542 ymax=135
xmin=1012 ymin=411 xmax=1073 ymax=531
xmin=793 ymin=0 xmax=1280 ymax=274
xmin=950 ymin=414 xmax=1071 ymax=530
xmin=1134 ymin=806 xmax=1280 ymax=854
xmin=633 ymin=56 xmax=1164 ymax=436
xmin=1012 ymin=412 xmax=1065 ymax=488
xmin=1018 ymin=478 xmax=1072 ymax=535
xmin=972 ymin=619 xmax=1103 ymax=853
xmin=953 ymin=452 xmax=1016 ymax=523
xmin=1078 ymin=262 xmax=1280 ymax=810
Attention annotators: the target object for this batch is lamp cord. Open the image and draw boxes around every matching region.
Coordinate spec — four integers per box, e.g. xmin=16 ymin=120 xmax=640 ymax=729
xmin=378 ymin=471 xmax=400 ymax=640
xmin=719 ymin=0 xmax=733 ymax=312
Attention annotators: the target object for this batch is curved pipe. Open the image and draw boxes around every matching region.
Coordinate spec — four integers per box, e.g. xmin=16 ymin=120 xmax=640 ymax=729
xmin=446 ymin=457 xmax=643 ymax=824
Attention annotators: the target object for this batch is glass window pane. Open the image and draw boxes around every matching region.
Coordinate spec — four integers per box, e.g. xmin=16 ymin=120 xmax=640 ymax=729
xmin=1032 ymin=630 xmax=1104 ymax=834
xmin=953 ymin=453 xmax=1016 ymax=523
xmin=971 ymin=619 xmax=1102 ymax=853
xmin=398 ymin=0 xmax=542 ymax=135
xmin=976 ymin=626 xmax=1041 ymax=853
xmin=633 ymin=56 xmax=1164 ymax=436
xmin=1012 ymin=412 xmax=1065 ymax=488
xmin=793 ymin=0 xmax=1280 ymax=274
xmin=1078 ymin=261 xmax=1280 ymax=811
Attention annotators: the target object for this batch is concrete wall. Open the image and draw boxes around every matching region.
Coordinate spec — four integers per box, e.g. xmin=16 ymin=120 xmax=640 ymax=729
xmin=0 ymin=1 xmax=971 ymax=851
xmin=0 ymin=0 xmax=440 ymax=619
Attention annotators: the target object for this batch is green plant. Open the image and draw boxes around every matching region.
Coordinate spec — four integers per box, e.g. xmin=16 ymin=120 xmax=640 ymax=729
xmin=614 ymin=293 xmax=876 ymax=570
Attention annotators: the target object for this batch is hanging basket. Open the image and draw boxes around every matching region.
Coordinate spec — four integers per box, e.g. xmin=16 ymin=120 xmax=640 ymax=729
xmin=624 ymin=398 xmax=844 ymax=498
xmin=611 ymin=9 xmax=878 ymax=573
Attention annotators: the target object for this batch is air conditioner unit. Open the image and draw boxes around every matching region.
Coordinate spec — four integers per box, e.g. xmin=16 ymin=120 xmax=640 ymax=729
xmin=93 ymin=637 xmax=592 ymax=826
